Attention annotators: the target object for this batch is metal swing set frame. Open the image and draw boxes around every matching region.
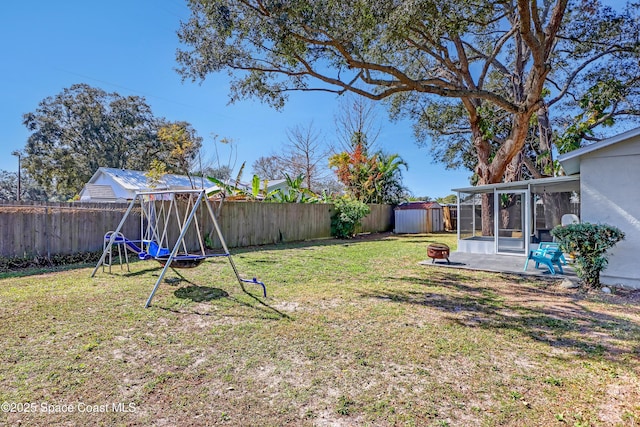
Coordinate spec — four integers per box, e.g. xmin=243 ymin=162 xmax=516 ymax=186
xmin=91 ymin=189 xmax=266 ymax=307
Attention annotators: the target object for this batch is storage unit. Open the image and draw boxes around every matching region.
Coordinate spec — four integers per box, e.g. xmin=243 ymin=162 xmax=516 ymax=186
xmin=394 ymin=202 xmax=444 ymax=233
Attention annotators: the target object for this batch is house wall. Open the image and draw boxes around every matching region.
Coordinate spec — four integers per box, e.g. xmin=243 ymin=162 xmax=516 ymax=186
xmin=580 ymin=135 xmax=640 ymax=289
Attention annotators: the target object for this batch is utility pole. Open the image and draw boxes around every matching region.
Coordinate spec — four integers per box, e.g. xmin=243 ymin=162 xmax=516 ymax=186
xmin=11 ymin=150 xmax=21 ymax=201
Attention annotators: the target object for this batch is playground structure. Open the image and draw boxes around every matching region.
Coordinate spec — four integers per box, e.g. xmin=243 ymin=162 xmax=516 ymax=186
xmin=91 ymin=189 xmax=266 ymax=307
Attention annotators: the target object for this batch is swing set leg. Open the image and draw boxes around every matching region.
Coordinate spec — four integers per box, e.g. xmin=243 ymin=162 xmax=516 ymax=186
xmin=240 ymin=277 xmax=267 ymax=298
xmin=226 ymin=254 xmax=267 ymax=298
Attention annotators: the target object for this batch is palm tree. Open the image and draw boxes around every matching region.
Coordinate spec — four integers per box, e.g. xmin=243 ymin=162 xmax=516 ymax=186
xmin=373 ymin=152 xmax=408 ymax=204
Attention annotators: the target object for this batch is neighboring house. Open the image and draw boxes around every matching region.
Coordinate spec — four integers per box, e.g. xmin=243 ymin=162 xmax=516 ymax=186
xmin=79 ymin=168 xmax=205 ymax=202
xmin=79 ymin=167 xmax=287 ymax=202
xmin=452 ymin=126 xmax=640 ymax=289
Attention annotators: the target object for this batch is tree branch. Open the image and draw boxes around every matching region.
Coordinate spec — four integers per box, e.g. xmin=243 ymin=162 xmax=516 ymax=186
xmin=476 ymin=26 xmax=518 ymax=88
xmin=516 ymin=0 xmax=542 ymax=61
xmin=548 ymin=48 xmax=619 ymax=106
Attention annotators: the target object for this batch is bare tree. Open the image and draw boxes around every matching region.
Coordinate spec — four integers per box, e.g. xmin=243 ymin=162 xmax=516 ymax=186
xmin=282 ymin=121 xmax=332 ymax=192
xmin=251 ymin=155 xmax=286 ymax=181
xmin=334 ymin=95 xmax=382 ymax=153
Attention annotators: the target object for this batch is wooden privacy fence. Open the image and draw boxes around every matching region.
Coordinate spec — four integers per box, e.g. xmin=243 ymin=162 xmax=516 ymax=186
xmin=0 ymin=201 xmax=140 ymax=258
xmin=0 ymin=201 xmax=393 ymax=258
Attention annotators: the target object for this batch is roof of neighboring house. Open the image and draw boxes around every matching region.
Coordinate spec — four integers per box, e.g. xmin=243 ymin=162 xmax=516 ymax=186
xmin=87 ymin=167 xmax=288 ymax=196
xmin=89 ymin=167 xmax=205 ymax=191
xmin=395 ymin=201 xmax=442 ymax=210
xmin=558 ymin=126 xmax=640 ymax=175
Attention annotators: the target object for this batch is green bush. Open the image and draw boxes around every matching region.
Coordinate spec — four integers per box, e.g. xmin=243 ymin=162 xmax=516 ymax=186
xmin=330 ymin=197 xmax=370 ymax=239
xmin=551 ymin=222 xmax=625 ymax=290
xmin=0 ymin=251 xmax=103 ymax=272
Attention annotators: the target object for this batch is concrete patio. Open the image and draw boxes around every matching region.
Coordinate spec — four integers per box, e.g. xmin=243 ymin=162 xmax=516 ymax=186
xmin=420 ymin=251 xmax=577 ymax=280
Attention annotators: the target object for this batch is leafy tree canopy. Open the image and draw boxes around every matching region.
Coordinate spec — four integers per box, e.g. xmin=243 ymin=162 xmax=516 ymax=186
xmin=407 ymin=1 xmax=640 ymax=179
xmin=177 ymin=0 xmax=579 ymax=187
xmin=157 ymin=121 xmax=204 ymax=187
xmin=22 ymin=83 xmax=202 ymax=200
xmin=178 ymin=0 xmax=640 ymax=190
xmin=436 ymin=194 xmax=458 ymax=205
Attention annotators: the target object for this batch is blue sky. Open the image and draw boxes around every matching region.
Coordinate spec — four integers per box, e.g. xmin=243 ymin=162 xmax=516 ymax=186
xmin=1 ymin=0 xmax=473 ymax=198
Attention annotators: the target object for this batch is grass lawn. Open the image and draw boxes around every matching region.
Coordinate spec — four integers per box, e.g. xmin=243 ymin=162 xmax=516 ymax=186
xmin=1 ymin=233 xmax=639 ymax=426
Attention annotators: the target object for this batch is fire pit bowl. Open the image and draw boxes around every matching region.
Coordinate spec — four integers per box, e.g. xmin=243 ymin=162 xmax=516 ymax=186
xmin=427 ymin=243 xmax=450 ymax=264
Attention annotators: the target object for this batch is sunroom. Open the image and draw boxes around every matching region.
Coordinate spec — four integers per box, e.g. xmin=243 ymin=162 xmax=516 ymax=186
xmin=453 ymin=175 xmax=580 ymax=256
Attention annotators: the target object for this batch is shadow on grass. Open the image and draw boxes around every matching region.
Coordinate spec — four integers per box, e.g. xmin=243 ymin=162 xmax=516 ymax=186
xmin=174 ymin=285 xmax=229 ymax=302
xmin=159 ymin=277 xmax=292 ymax=321
xmin=121 ymin=266 xmax=163 ymax=277
xmin=0 ymin=234 xmax=389 ymax=279
xmin=230 ymin=281 xmax=293 ymax=320
xmin=0 ymin=261 xmax=105 ymax=279
xmin=360 ymin=273 xmax=640 ymax=362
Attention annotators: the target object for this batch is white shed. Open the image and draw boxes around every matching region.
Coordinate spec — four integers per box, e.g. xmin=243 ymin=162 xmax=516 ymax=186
xmin=394 ymin=202 xmax=444 ymax=234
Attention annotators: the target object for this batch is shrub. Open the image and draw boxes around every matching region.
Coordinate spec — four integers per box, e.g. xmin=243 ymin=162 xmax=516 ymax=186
xmin=0 ymin=251 xmax=103 ymax=272
xmin=551 ymin=222 xmax=625 ymax=290
xmin=330 ymin=197 xmax=370 ymax=239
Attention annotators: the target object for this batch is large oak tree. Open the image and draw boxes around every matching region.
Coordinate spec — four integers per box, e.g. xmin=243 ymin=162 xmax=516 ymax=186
xmin=418 ymin=1 xmax=640 ymax=182
xmin=177 ymin=0 xmax=570 ymax=190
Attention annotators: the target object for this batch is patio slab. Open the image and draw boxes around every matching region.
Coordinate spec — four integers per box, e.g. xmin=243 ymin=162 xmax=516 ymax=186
xmin=420 ymin=251 xmax=577 ymax=280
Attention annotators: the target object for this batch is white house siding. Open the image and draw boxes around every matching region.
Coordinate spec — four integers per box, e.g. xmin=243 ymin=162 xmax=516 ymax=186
xmin=579 ymin=136 xmax=640 ymax=289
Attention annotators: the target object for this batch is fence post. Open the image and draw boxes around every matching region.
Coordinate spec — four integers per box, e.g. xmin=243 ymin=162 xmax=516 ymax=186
xmin=45 ymin=206 xmax=51 ymax=259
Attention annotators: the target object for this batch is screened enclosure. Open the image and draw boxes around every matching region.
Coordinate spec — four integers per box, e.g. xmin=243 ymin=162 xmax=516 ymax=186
xmin=454 ymin=175 xmax=580 ymax=255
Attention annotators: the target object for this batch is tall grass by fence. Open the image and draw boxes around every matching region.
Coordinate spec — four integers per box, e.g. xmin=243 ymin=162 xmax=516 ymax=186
xmin=0 ymin=201 xmax=393 ymax=258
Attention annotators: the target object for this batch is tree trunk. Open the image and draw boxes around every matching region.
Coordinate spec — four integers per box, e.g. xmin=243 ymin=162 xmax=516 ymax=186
xmin=538 ymin=105 xmax=553 ymax=167
xmin=472 ymin=112 xmax=533 ymax=236
xmin=481 ymin=193 xmax=495 ymax=236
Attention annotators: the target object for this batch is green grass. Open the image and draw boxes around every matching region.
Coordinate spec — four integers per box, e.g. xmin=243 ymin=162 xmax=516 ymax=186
xmin=1 ymin=233 xmax=639 ymax=426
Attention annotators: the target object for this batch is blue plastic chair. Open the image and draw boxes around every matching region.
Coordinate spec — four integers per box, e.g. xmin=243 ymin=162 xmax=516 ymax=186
xmin=537 ymin=242 xmax=567 ymax=265
xmin=524 ymin=247 xmax=565 ymax=275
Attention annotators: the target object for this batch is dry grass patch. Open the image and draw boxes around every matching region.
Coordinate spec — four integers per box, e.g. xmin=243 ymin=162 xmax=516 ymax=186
xmin=0 ymin=233 xmax=638 ymax=426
